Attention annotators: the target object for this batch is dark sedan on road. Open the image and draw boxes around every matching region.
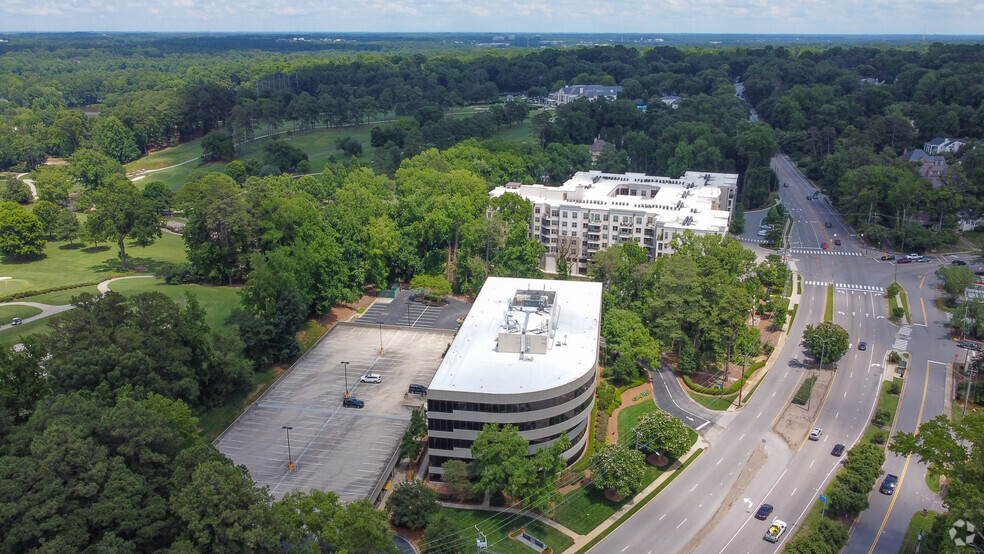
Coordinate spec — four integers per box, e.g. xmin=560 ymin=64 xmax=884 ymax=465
xmin=834 ymin=239 xmax=842 ymax=245
xmin=831 ymin=444 xmax=845 ymax=457
xmin=952 ymin=259 xmax=967 ymax=266
xmin=881 ymin=254 xmax=896 ymax=261
xmin=897 ymin=258 xmax=912 ymax=264
xmin=858 ymin=342 xmax=867 ymax=351
xmin=755 ymin=504 xmax=774 ymax=520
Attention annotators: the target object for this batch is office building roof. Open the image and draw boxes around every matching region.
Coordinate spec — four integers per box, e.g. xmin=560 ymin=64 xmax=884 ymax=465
xmin=428 ymin=277 xmax=602 ymax=395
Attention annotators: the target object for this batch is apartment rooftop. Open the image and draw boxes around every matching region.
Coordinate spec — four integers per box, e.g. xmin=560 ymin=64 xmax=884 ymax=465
xmin=492 ymin=170 xmax=736 ymax=233
xmin=428 ymin=277 xmax=602 ymax=395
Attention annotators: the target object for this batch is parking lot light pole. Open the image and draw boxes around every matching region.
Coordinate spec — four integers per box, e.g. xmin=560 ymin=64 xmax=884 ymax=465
xmin=342 ymin=361 xmax=350 ymax=398
xmin=379 ymin=323 xmax=384 ymax=355
xmin=282 ymin=426 xmax=294 ymax=471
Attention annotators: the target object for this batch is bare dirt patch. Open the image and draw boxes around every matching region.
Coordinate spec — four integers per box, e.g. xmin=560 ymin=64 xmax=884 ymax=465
xmin=772 ymin=370 xmax=834 ymax=448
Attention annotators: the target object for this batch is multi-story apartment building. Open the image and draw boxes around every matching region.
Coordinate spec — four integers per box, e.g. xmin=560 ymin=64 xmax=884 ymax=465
xmin=426 ymin=277 xmax=601 ymax=475
xmin=492 ymin=170 xmax=738 ymax=275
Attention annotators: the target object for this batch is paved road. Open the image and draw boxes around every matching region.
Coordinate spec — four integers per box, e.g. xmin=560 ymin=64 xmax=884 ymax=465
xmin=648 ymin=361 xmax=717 ymax=433
xmin=591 ymin=156 xmax=956 ymax=553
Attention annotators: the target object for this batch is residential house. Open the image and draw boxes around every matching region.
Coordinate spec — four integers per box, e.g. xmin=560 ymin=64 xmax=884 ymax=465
xmin=546 ymin=85 xmax=622 ymax=105
xmin=924 ymin=137 xmax=966 ymax=155
xmin=900 ymin=148 xmax=948 ymax=188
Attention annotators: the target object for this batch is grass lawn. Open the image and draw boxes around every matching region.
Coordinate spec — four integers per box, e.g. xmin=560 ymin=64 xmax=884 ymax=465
xmin=491 ymin=121 xmax=533 ymax=142
xmin=104 ymin=278 xmax=242 ymax=330
xmin=899 ymin=510 xmax=938 ymax=554
xmin=616 ymin=400 xmax=657 ymax=442
xmin=0 ymin=233 xmax=188 ymax=296
xmin=900 ymin=288 xmax=912 ymax=323
xmin=825 ymin=285 xmax=834 ymax=322
xmin=0 ymin=316 xmax=51 ymax=348
xmin=554 ymin=418 xmax=697 ymax=535
xmin=0 ymin=305 xmax=42 ymax=321
xmin=860 ymin=378 xmax=903 ymax=445
xmin=198 ymin=368 xmax=278 ymax=440
xmin=962 ymin=230 xmax=984 ymax=249
xmin=435 ymin=507 xmax=574 ymax=554
xmin=126 ymin=140 xmax=204 ymax=172
xmin=686 ymin=390 xmax=738 ymax=411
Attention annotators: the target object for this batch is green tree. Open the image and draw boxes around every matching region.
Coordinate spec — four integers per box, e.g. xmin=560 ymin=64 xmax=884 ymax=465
xmin=171 ymin=460 xmax=277 ymax=551
xmin=588 ymin=442 xmax=647 ymax=498
xmin=634 ymin=410 xmax=692 ymax=459
xmin=52 ymin=209 xmax=81 ymax=245
xmin=225 ymin=160 xmax=248 ymax=184
xmin=423 ymin=513 xmax=464 ymax=554
xmin=410 ymin=408 xmax=427 ymax=438
xmin=2 ymin=178 xmax=32 ymax=203
xmin=263 ymin=139 xmax=309 ymax=173
xmin=142 ymin=181 xmax=174 ymax=214
xmin=441 ymin=460 xmax=473 ymax=502
xmin=271 ymin=489 xmax=342 ymax=549
xmin=470 ymin=423 xmax=529 ymax=495
xmin=176 ymin=172 xmax=251 ymax=285
xmin=82 ymin=180 xmax=161 ymax=270
xmin=936 ymin=266 xmax=976 ymax=306
xmin=0 ymin=338 xmax=50 ymax=422
xmin=607 ymin=353 xmax=642 ymax=384
xmin=411 ymin=274 xmax=453 ymax=301
xmin=400 ymin=429 xmax=422 ymax=461
xmin=67 ymin=148 xmax=125 ymax=190
xmin=30 ymin=200 xmax=61 ymax=238
xmin=729 ymin=202 xmax=745 ymax=235
xmin=0 ymin=201 xmax=46 ymax=258
xmin=32 ymin=164 xmax=72 ymax=204
xmin=93 ymin=115 xmax=140 ymax=163
xmin=201 ymin=130 xmax=235 ymax=162
xmin=387 ymin=480 xmax=439 ymax=530
xmin=336 ymin=500 xmax=400 ymax=553
xmin=801 ymin=322 xmax=850 ymax=366
xmin=602 ymin=308 xmax=660 ymax=367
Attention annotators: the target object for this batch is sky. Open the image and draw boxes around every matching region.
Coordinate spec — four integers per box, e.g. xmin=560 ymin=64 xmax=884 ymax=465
xmin=1 ymin=0 xmax=984 ymax=35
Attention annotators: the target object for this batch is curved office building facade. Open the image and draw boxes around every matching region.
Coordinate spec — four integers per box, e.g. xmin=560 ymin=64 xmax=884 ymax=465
xmin=425 ymin=277 xmax=602 ymax=475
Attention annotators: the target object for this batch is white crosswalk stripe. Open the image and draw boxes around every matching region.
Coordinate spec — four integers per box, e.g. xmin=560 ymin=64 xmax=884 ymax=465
xmin=738 ymin=237 xmax=767 ymax=244
xmin=802 ymin=281 xmax=885 ymax=293
xmin=892 ymin=339 xmax=909 ymax=351
xmin=789 ymin=248 xmax=862 ymax=257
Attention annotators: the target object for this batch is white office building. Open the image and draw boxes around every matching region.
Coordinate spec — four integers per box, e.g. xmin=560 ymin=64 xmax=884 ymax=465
xmin=426 ymin=277 xmax=602 ymax=475
xmin=491 ymin=170 xmax=738 ymax=275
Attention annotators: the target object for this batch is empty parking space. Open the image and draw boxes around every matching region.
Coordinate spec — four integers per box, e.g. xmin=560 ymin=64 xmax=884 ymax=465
xmin=353 ymin=290 xmax=471 ymax=330
xmin=215 ymin=323 xmax=456 ymax=501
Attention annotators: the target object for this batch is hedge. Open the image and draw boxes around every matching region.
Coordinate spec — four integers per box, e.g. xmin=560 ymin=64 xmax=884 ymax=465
xmin=0 ymin=280 xmax=107 ymax=303
xmin=683 ymin=361 xmax=766 ymax=396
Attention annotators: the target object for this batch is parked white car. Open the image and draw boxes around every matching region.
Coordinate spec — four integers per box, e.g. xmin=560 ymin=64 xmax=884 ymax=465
xmin=359 ymin=373 xmax=382 ymax=383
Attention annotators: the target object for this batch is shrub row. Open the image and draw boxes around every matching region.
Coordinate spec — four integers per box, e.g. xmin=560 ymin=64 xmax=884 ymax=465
xmin=683 ymin=361 xmax=766 ymax=396
xmin=792 ymin=375 xmax=818 ymax=405
xmin=0 ymin=280 xmax=106 ymax=303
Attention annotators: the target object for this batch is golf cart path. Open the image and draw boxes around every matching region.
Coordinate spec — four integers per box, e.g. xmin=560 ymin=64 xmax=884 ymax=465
xmin=1 ymin=275 xmax=155 ymax=331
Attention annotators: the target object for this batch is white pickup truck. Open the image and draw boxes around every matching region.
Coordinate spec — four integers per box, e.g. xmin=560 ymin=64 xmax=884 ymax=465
xmin=764 ymin=519 xmax=787 ymax=543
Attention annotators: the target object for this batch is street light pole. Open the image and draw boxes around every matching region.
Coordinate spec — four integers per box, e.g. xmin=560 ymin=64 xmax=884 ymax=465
xmin=342 ymin=361 xmax=350 ymax=398
xmin=282 ymin=425 xmax=294 ymax=471
xmin=379 ymin=322 xmax=384 ymax=355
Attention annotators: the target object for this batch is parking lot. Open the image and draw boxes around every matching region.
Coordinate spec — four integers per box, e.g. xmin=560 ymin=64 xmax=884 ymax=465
xmin=215 ymin=323 xmax=456 ymax=502
xmin=356 ymin=289 xmax=471 ymax=329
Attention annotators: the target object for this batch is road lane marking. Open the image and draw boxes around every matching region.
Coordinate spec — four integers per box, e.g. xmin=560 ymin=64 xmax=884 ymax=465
xmin=810 ymin=459 xmax=815 ymax=468
xmin=790 ymin=487 xmax=797 ymax=496
xmin=739 ymin=433 xmax=746 ymax=441
xmin=690 ymin=483 xmax=699 ymax=492
xmin=659 ymin=513 xmax=666 ymax=520
xmin=717 ymin=457 xmax=724 ymax=466
xmin=919 ymin=275 xmax=925 ymax=289
xmin=866 ymin=361 xmax=930 ymax=554
xmin=676 ymin=518 xmax=687 ymax=529
xmin=757 ymin=411 xmax=763 ymax=419
xmin=622 ymin=546 xmax=630 ymax=552
xmin=921 ymin=297 xmax=927 ymax=326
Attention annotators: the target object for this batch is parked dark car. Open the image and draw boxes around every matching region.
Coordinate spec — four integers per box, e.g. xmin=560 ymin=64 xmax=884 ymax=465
xmin=408 ymin=384 xmax=428 ymax=395
xmin=957 ymin=340 xmax=983 ymax=351
xmin=342 ymin=397 xmax=365 ymax=408
xmin=897 ymin=258 xmax=912 ymax=264
xmin=952 ymin=259 xmax=967 ymax=266
xmin=881 ymin=254 xmax=896 ymax=261
xmin=755 ymin=504 xmax=774 ymax=520
xmin=831 ymin=444 xmax=845 ymax=457
xmin=834 ymin=239 xmax=842 ymax=246
xmin=825 ymin=221 xmax=833 ymax=228
xmin=880 ymin=474 xmax=899 ymax=495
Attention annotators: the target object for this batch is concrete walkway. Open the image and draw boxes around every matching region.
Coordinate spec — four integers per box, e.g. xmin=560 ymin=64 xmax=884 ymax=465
xmin=97 ymin=275 xmax=155 ymax=294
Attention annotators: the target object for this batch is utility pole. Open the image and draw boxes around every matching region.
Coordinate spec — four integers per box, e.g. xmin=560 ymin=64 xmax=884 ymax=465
xmin=378 ymin=322 xmax=384 ymax=355
xmin=342 ymin=361 xmax=350 ymax=398
xmin=282 ymin=425 xmax=294 ymax=471
xmin=964 ymin=354 xmax=977 ymax=416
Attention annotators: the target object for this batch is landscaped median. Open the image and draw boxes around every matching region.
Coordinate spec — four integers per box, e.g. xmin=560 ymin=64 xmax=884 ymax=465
xmin=682 ymin=361 xmax=766 ymax=410
xmin=886 ymin=281 xmax=912 ymax=324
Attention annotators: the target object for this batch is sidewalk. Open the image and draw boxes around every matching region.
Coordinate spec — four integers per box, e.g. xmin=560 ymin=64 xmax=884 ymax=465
xmin=437 ymin=500 xmax=580 ymax=538
xmin=724 ymin=271 xmax=802 ymax=412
